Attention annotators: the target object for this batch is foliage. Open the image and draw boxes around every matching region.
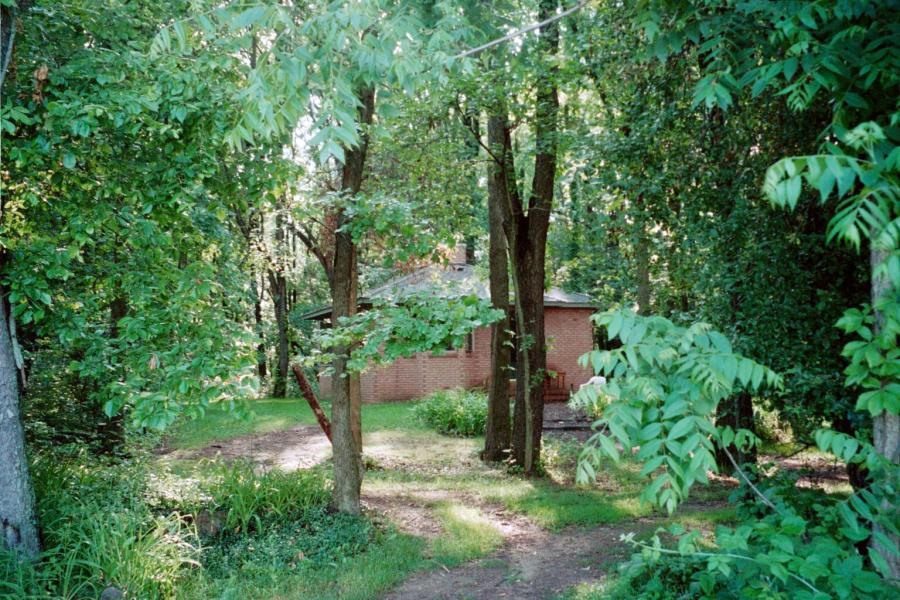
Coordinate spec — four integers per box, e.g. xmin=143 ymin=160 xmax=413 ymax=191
xmin=577 ymin=310 xmax=898 ymax=595
xmin=311 ymin=292 xmax=503 ymax=373
xmin=413 ymin=388 xmax=488 ymax=437
xmin=576 ymin=309 xmax=780 ymax=513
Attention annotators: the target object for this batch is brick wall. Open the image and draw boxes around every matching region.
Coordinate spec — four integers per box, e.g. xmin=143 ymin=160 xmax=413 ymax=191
xmin=545 ymin=307 xmax=595 ymax=393
xmin=318 ymin=306 xmax=595 ymax=403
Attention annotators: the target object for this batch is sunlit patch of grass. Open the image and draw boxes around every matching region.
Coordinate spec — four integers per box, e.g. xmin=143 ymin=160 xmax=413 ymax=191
xmin=364 ymin=429 xmax=482 ymax=472
xmin=429 ymin=503 xmax=504 ymax=566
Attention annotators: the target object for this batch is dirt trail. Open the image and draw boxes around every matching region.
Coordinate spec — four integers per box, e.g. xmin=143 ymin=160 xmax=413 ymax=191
xmin=383 ymin=520 xmax=645 ymax=600
xmin=160 ymin=424 xmax=333 ymax=470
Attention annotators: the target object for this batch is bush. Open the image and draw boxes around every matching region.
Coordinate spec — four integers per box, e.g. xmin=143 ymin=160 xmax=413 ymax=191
xmin=203 ymin=461 xmax=331 ymax=534
xmin=412 ymin=388 xmax=487 ymax=437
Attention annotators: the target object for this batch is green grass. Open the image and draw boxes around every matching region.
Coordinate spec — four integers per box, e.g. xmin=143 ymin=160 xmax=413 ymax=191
xmin=429 ymin=503 xmax=505 ymax=566
xmin=167 ymin=397 xmax=423 ymax=450
xmin=181 ymin=531 xmax=427 ymax=600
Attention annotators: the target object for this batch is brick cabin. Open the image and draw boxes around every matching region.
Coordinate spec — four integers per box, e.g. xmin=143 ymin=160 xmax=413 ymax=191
xmin=304 ymin=250 xmax=597 ymax=403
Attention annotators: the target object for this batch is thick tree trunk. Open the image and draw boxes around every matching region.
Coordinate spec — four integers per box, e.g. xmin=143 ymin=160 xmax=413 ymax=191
xmin=482 ymin=116 xmax=511 ymax=462
xmin=0 ymin=291 xmax=40 ymax=558
xmin=714 ymin=391 xmax=757 ymax=470
xmin=511 ymin=244 xmax=548 ymax=472
xmin=330 ymin=85 xmax=374 ymax=514
xmin=870 ymin=242 xmax=899 ymax=578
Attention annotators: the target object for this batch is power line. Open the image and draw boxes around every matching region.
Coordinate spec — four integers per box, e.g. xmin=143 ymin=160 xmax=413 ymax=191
xmin=453 ymin=0 xmax=590 ymax=59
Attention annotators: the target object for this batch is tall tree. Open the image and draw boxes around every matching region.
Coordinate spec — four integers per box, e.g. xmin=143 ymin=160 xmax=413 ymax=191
xmin=498 ymin=0 xmax=561 ymax=473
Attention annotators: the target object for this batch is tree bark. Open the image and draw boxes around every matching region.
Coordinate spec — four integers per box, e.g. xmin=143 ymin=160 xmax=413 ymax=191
xmin=870 ymin=242 xmax=899 ymax=578
xmin=482 ymin=116 xmax=511 ymax=462
xmin=331 ymin=85 xmax=374 ymax=514
xmin=0 ymin=289 xmax=40 ymax=558
xmin=269 ymin=269 xmax=289 ymax=398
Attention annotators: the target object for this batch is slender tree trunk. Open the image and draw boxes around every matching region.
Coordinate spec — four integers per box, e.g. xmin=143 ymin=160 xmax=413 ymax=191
xmin=253 ymin=274 xmax=267 ymax=379
xmin=0 ymin=289 xmax=40 ymax=558
xmin=482 ymin=116 xmax=511 ymax=462
xmin=105 ymin=292 xmax=129 ymax=451
xmin=270 ymin=209 xmax=290 ymax=398
xmin=635 ymin=231 xmax=651 ymax=316
xmin=870 ymin=242 xmax=899 ymax=578
xmin=273 ymin=274 xmax=288 ymax=397
xmin=331 ymin=85 xmax=374 ymax=514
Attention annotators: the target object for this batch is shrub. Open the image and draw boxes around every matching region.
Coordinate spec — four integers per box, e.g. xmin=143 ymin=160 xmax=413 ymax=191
xmin=412 ymin=388 xmax=487 ymax=437
xmin=203 ymin=461 xmax=331 ymax=534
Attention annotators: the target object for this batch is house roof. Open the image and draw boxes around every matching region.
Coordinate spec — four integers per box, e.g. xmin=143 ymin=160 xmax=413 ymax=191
xmin=299 ymin=263 xmax=596 ymax=320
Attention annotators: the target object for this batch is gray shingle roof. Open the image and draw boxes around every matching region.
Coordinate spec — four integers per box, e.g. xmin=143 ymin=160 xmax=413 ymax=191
xmin=299 ymin=263 xmax=595 ymax=320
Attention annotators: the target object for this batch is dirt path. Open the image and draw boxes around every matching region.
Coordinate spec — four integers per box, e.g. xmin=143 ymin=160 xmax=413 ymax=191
xmin=360 ymin=487 xmax=649 ymax=600
xmin=383 ymin=520 xmax=646 ymax=600
xmin=160 ymin=424 xmax=333 ymax=470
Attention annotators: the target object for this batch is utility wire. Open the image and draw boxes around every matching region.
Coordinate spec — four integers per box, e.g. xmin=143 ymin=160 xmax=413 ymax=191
xmin=454 ymin=0 xmax=590 ymax=59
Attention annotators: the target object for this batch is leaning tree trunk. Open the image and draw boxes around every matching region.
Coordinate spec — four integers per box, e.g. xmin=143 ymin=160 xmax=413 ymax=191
xmin=330 ymin=85 xmax=374 ymax=514
xmin=870 ymin=241 xmax=899 ymax=578
xmin=0 ymin=291 xmax=40 ymax=558
xmin=482 ymin=117 xmax=511 ymax=461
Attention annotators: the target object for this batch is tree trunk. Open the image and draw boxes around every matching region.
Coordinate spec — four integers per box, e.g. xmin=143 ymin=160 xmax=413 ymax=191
xmin=253 ymin=273 xmax=267 ymax=379
xmin=0 ymin=290 xmax=40 ymax=558
xmin=511 ymin=244 xmax=548 ymax=472
xmin=330 ymin=85 xmax=374 ymax=514
xmin=105 ymin=292 xmax=129 ymax=451
xmin=270 ymin=271 xmax=289 ymax=398
xmin=870 ymin=242 xmax=899 ymax=578
xmin=635 ymin=231 xmax=651 ymax=315
xmin=482 ymin=116 xmax=511 ymax=462
xmin=270 ymin=208 xmax=290 ymax=398
xmin=714 ymin=391 xmax=757 ymax=470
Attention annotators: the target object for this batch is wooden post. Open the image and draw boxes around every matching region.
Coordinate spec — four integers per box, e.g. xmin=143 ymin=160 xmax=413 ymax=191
xmin=291 ymin=364 xmax=332 ymax=443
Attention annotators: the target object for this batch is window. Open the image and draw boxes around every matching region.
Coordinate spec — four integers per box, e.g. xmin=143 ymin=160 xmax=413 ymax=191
xmin=466 ymin=332 xmax=474 ymax=353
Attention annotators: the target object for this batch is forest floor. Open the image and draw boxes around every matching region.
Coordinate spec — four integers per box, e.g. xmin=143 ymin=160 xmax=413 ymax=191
xmin=157 ymin=398 xmax=841 ymax=599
